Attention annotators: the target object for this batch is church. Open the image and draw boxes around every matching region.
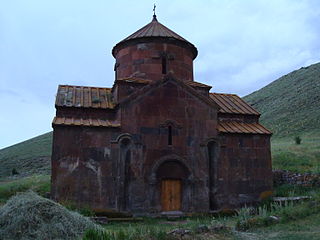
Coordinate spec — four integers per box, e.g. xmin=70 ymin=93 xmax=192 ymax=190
xmin=51 ymin=14 xmax=272 ymax=215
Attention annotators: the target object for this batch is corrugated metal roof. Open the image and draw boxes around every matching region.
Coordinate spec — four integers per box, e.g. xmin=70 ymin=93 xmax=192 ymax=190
xmin=52 ymin=117 xmax=120 ymax=127
xmin=210 ymin=93 xmax=260 ymax=115
xmin=55 ymin=85 xmax=115 ymax=109
xmin=218 ymin=122 xmax=272 ymax=135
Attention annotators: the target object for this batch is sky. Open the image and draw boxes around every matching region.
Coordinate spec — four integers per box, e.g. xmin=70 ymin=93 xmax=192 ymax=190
xmin=1 ymin=0 xmax=320 ymax=149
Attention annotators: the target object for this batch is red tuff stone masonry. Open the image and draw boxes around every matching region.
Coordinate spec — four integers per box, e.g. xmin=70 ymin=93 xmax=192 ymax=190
xmin=51 ymin=14 xmax=272 ymax=216
xmin=114 ymin=42 xmax=194 ymax=81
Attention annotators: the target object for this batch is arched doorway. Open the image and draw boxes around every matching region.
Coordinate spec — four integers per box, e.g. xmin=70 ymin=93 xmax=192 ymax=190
xmin=156 ymin=161 xmax=189 ymax=211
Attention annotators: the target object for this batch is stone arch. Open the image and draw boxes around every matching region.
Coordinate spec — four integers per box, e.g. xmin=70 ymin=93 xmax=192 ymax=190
xmin=115 ymin=133 xmax=133 ymax=212
xmin=149 ymin=154 xmax=193 ymax=212
xmin=115 ymin=133 xmax=133 ymax=144
xmin=150 ymin=154 xmax=193 ymax=180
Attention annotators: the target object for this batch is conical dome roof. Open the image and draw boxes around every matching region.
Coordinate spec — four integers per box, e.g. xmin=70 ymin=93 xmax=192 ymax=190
xmin=112 ymin=15 xmax=198 ymax=59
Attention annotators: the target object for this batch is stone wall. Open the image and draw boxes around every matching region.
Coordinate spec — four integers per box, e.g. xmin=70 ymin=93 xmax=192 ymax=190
xmin=215 ymin=133 xmax=273 ymax=209
xmin=114 ymin=42 xmax=194 ymax=82
xmin=273 ymin=170 xmax=320 ymax=186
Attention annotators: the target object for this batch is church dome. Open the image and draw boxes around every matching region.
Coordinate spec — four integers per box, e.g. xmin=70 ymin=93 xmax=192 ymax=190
xmin=112 ymin=15 xmax=198 ymax=59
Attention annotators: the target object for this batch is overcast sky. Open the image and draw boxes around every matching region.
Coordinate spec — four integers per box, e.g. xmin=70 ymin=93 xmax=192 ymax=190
xmin=1 ymin=0 xmax=320 ymax=149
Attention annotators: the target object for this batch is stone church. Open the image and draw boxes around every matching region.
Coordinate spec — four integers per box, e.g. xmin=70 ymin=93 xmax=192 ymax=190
xmin=51 ymin=14 xmax=272 ymax=215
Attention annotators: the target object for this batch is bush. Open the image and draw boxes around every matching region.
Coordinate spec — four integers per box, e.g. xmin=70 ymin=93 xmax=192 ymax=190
xmin=11 ymin=168 xmax=19 ymax=175
xmin=295 ymin=136 xmax=302 ymax=144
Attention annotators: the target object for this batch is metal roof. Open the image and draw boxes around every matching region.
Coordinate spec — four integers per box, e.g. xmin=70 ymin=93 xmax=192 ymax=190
xmin=52 ymin=117 xmax=120 ymax=127
xmin=121 ymin=15 xmax=190 ymax=44
xmin=186 ymin=81 xmax=212 ymax=89
xmin=55 ymin=84 xmax=259 ymax=115
xmin=218 ymin=122 xmax=271 ymax=135
xmin=210 ymin=93 xmax=260 ymax=115
xmin=55 ymin=85 xmax=115 ymax=109
xmin=112 ymin=15 xmax=198 ymax=59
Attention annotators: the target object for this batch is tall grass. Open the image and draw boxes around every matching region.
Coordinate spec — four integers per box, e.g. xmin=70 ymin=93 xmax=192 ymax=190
xmin=274 ymin=184 xmax=320 ymax=197
xmin=83 ymin=227 xmax=173 ymax=240
xmin=0 ymin=174 xmax=50 ymax=204
xmin=236 ymin=192 xmax=320 ymax=231
xmin=272 ymin=136 xmax=320 ymax=173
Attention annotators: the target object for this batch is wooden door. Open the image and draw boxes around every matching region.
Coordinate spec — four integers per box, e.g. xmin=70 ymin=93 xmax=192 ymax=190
xmin=161 ymin=179 xmax=182 ymax=211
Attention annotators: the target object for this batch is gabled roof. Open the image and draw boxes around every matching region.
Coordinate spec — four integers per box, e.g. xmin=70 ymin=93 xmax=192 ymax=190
xmin=218 ymin=121 xmax=271 ymax=135
xmin=112 ymin=15 xmax=197 ymax=59
xmin=113 ymin=77 xmax=211 ymax=90
xmin=210 ymin=93 xmax=260 ymax=116
xmin=55 ymin=85 xmax=115 ymax=109
xmin=119 ymin=74 xmax=220 ymax=109
xmin=55 ymin=82 xmax=259 ymax=116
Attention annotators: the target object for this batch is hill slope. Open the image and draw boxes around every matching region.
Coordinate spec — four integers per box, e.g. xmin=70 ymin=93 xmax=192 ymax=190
xmin=244 ymin=62 xmax=320 ymax=137
xmin=0 ymin=132 xmax=52 ymax=179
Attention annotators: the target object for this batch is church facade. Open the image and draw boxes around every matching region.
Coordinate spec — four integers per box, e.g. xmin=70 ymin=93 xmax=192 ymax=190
xmin=51 ymin=15 xmax=272 ymax=215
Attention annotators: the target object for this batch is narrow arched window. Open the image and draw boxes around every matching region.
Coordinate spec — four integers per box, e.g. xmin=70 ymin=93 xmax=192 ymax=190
xmin=114 ymin=63 xmax=119 ymax=80
xmin=162 ymin=57 xmax=167 ymax=74
xmin=168 ymin=125 xmax=172 ymax=145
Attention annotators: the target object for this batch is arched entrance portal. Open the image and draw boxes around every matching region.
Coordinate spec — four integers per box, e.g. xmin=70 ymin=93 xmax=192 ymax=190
xmin=156 ymin=161 xmax=189 ymax=211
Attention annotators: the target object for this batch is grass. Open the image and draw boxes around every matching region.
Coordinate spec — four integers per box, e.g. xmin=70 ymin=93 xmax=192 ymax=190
xmin=81 ymin=191 xmax=320 ymax=240
xmin=271 ymin=135 xmax=320 ymax=173
xmin=235 ymin=212 xmax=320 ymax=240
xmin=0 ymin=174 xmax=50 ymax=205
xmin=244 ymin=62 xmax=320 ymax=138
xmin=0 ymin=174 xmax=319 ymax=240
xmin=81 ymin=183 xmax=320 ymax=239
xmin=273 ymin=184 xmax=320 ymax=197
xmin=0 ymin=132 xmax=52 ymax=179
xmin=83 ymin=216 xmax=233 ymax=240
xmin=235 ymin=198 xmax=320 ymax=231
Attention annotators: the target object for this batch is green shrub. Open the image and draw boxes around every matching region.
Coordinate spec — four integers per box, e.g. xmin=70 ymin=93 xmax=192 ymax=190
xmin=11 ymin=168 xmax=19 ymax=175
xmin=295 ymin=136 xmax=302 ymax=144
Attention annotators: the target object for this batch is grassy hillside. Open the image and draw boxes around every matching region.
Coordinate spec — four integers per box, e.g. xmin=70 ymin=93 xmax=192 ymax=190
xmin=244 ymin=62 xmax=320 ymax=137
xmin=0 ymin=132 xmax=52 ymax=179
xmin=244 ymin=62 xmax=320 ymax=173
